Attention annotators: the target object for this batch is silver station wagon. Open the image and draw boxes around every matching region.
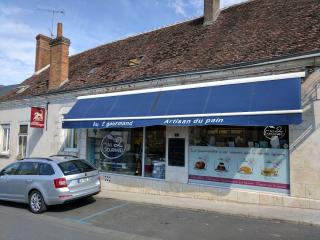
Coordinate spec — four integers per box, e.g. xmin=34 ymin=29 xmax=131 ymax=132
xmin=0 ymin=156 xmax=101 ymax=213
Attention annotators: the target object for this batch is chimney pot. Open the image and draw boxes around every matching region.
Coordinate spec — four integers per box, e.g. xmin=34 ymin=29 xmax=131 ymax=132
xmin=49 ymin=23 xmax=70 ymax=90
xmin=57 ymin=22 xmax=63 ymax=37
xmin=204 ymin=0 xmax=220 ymax=25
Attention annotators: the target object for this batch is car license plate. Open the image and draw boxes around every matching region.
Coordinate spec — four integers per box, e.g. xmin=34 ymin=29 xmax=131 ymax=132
xmin=78 ymin=177 xmax=90 ymax=184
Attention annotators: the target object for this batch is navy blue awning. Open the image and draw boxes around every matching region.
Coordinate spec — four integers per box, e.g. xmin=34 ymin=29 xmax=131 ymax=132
xmin=63 ymin=73 xmax=303 ymax=129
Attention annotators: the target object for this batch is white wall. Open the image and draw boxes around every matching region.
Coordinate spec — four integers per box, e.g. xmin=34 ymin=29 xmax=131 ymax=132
xmin=0 ymin=101 xmax=76 ymax=169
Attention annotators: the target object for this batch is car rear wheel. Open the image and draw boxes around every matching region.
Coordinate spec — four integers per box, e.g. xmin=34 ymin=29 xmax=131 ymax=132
xmin=29 ymin=190 xmax=47 ymax=214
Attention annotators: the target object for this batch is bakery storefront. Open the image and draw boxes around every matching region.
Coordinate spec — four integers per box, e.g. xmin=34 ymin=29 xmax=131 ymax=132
xmin=62 ymin=72 xmax=304 ymax=194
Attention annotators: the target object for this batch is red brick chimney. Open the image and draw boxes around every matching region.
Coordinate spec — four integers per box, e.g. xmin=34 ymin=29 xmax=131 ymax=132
xmin=35 ymin=34 xmax=51 ymax=72
xmin=49 ymin=23 xmax=70 ymax=90
xmin=204 ymin=0 xmax=220 ymax=25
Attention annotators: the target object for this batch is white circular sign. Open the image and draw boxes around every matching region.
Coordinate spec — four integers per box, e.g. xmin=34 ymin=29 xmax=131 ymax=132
xmin=100 ymin=131 xmax=126 ymax=159
xmin=263 ymin=126 xmax=286 ymax=140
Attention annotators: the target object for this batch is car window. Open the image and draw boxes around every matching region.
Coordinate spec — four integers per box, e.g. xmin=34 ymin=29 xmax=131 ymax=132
xmin=38 ymin=163 xmax=55 ymax=175
xmin=0 ymin=163 xmax=20 ymax=176
xmin=58 ymin=160 xmax=95 ymax=176
xmin=17 ymin=162 xmax=37 ymax=175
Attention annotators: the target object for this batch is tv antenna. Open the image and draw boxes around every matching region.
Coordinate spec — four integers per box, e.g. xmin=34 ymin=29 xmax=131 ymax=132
xmin=36 ymin=8 xmax=65 ymax=37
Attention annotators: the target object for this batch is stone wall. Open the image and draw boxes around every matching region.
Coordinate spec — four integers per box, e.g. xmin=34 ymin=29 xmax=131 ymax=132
xmin=290 ymin=69 xmax=320 ymax=200
xmin=101 ymin=173 xmax=320 ymax=210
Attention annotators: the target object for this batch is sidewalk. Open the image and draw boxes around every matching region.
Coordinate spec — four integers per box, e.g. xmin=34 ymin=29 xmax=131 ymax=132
xmin=98 ymin=190 xmax=320 ymax=226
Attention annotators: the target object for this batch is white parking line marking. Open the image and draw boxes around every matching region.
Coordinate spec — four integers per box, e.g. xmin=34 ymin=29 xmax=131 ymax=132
xmin=64 ymin=217 xmax=92 ymax=225
xmin=270 ymin=233 xmax=281 ymax=238
xmin=78 ymin=203 xmax=129 ymax=222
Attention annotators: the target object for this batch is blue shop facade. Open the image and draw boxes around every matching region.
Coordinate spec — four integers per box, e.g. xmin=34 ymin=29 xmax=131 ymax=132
xmin=62 ymin=72 xmax=304 ymax=194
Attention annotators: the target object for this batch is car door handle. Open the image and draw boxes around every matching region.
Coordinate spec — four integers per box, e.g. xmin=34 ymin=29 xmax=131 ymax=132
xmin=25 ymin=180 xmax=33 ymax=183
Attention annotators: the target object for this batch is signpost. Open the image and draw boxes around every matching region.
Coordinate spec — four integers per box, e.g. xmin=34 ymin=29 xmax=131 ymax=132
xmin=30 ymin=107 xmax=46 ymax=128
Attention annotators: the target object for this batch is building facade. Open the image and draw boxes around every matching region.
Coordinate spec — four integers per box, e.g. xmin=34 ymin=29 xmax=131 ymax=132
xmin=1 ymin=0 xmax=320 ymax=210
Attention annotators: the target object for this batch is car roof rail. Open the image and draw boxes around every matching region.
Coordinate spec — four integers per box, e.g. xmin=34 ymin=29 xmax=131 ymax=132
xmin=50 ymin=154 xmax=78 ymax=158
xmin=20 ymin=157 xmax=53 ymax=161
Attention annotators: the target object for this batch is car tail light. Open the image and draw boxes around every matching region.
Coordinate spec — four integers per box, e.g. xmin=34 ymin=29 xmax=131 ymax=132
xmin=54 ymin=178 xmax=68 ymax=188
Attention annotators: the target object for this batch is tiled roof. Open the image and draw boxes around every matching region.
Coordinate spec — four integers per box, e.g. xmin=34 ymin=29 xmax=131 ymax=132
xmin=1 ymin=0 xmax=320 ymax=102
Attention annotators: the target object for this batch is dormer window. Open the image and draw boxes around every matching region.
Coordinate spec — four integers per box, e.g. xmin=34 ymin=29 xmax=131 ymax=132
xmin=128 ymin=55 xmax=144 ymax=67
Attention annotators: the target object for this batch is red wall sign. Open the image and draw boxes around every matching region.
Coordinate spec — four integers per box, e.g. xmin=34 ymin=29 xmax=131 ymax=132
xmin=30 ymin=107 xmax=46 ymax=128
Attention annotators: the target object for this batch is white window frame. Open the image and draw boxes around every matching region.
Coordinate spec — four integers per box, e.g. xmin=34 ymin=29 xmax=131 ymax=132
xmin=18 ymin=124 xmax=29 ymax=159
xmin=64 ymin=128 xmax=79 ymax=152
xmin=0 ymin=124 xmax=11 ymax=155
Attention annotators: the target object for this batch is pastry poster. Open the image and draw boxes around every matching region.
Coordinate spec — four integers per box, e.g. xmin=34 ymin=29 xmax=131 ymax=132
xmin=188 ymin=146 xmax=289 ymax=193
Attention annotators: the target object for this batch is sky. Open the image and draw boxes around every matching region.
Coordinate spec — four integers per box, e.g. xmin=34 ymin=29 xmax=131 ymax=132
xmin=0 ymin=0 xmax=248 ymax=86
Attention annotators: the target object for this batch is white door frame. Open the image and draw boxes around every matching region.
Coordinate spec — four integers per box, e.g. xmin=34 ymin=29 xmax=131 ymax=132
xmin=165 ymin=126 xmax=189 ymax=183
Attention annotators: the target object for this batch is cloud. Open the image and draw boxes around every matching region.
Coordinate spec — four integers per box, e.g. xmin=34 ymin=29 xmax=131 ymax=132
xmin=0 ymin=5 xmax=26 ymax=16
xmin=189 ymin=0 xmax=203 ymax=11
xmin=0 ymin=36 xmax=35 ymax=63
xmin=0 ymin=32 xmax=35 ymax=85
xmin=0 ymin=58 xmax=33 ymax=86
xmin=0 ymin=22 xmax=35 ymax=37
xmin=169 ymin=0 xmax=249 ymax=17
xmin=169 ymin=0 xmax=203 ymax=17
xmin=221 ymin=0 xmax=249 ymax=8
xmin=0 ymin=5 xmax=37 ymax=85
xmin=171 ymin=0 xmax=186 ymax=16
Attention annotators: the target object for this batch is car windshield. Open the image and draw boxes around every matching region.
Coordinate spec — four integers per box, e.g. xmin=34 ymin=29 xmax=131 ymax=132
xmin=58 ymin=160 xmax=95 ymax=176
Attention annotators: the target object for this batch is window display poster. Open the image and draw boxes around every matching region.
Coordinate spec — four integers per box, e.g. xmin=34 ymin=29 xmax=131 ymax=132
xmin=188 ymin=146 xmax=290 ymax=193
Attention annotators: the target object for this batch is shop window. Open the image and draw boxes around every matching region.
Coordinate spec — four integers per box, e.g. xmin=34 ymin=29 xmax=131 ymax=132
xmin=87 ymin=126 xmax=165 ymax=178
xmin=0 ymin=124 xmax=10 ymax=155
xmin=65 ymin=129 xmax=78 ymax=150
xmin=18 ymin=124 xmax=28 ymax=159
xmin=189 ymin=126 xmax=289 ymax=149
xmin=144 ymin=126 xmax=166 ymax=179
xmin=93 ymin=128 xmax=143 ymax=176
xmin=188 ymin=126 xmax=290 ymax=194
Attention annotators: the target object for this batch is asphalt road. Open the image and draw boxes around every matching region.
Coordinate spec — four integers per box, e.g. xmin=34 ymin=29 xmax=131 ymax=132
xmin=1 ymin=197 xmax=320 ymax=240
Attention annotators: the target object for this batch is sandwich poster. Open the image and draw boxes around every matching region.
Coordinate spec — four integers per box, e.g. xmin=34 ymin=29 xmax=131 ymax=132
xmin=188 ymin=146 xmax=289 ymax=194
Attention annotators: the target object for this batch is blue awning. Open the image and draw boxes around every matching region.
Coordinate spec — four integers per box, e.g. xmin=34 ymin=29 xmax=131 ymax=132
xmin=63 ymin=73 xmax=304 ymax=129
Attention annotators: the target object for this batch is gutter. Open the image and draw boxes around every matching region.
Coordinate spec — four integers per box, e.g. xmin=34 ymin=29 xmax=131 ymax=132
xmin=249 ymin=52 xmax=320 ymax=67
xmin=156 ymin=51 xmax=320 ymax=79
